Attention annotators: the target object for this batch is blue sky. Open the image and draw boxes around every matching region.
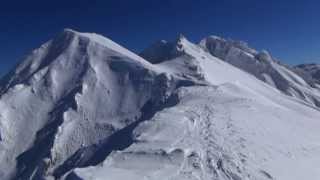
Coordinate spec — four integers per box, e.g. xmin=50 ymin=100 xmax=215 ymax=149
xmin=1 ymin=0 xmax=320 ymax=75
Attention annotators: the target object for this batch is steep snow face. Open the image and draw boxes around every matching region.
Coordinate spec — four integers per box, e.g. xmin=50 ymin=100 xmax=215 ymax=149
xmin=0 ymin=29 xmax=187 ymax=179
xmin=199 ymin=36 xmax=320 ymax=107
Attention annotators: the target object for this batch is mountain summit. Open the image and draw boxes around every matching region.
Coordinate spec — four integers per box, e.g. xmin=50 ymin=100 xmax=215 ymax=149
xmin=0 ymin=29 xmax=320 ymax=180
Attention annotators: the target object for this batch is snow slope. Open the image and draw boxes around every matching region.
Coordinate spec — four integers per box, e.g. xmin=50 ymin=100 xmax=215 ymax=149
xmin=0 ymin=29 xmax=195 ymax=179
xmin=73 ymin=34 xmax=320 ymax=180
xmin=199 ymin=36 xmax=320 ymax=107
xmin=75 ymin=85 xmax=320 ymax=180
xmin=1 ymin=30 xmax=320 ymax=180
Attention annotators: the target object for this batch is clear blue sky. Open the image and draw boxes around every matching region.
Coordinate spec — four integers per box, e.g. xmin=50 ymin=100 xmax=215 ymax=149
xmin=1 ymin=0 xmax=320 ymax=75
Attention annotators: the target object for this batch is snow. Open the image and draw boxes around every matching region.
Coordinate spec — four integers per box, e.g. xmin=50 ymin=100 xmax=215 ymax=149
xmin=295 ymin=63 xmax=320 ymax=85
xmin=199 ymin=35 xmax=320 ymax=108
xmin=74 ymin=33 xmax=320 ymax=180
xmin=0 ymin=29 xmax=163 ymax=179
xmin=63 ymin=29 xmax=151 ymax=66
xmin=75 ymin=85 xmax=320 ymax=180
xmin=0 ymin=29 xmax=320 ymax=180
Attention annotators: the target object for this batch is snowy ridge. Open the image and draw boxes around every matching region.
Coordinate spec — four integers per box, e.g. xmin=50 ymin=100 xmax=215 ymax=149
xmin=139 ymin=35 xmax=189 ymax=64
xmin=199 ymin=36 xmax=320 ymax=107
xmin=74 ymin=33 xmax=320 ymax=180
xmin=0 ymin=29 xmax=320 ymax=180
xmin=294 ymin=63 xmax=320 ymax=85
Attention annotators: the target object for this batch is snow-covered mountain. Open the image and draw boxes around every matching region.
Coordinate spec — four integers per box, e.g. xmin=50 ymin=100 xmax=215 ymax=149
xmin=294 ymin=63 xmax=320 ymax=85
xmin=1 ymin=29 xmax=320 ymax=180
xmin=198 ymin=36 xmax=320 ymax=107
xmin=0 ymin=29 xmax=194 ymax=179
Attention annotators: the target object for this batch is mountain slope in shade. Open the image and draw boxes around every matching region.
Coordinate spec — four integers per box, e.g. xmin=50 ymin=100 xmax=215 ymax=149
xmin=0 ymin=30 xmax=320 ymax=180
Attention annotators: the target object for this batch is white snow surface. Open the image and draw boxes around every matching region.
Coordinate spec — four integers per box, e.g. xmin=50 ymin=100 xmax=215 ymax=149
xmin=0 ymin=29 xmax=320 ymax=180
xmin=199 ymin=36 xmax=320 ymax=107
xmin=0 ymin=29 xmax=162 ymax=179
xmin=76 ymin=85 xmax=320 ymax=180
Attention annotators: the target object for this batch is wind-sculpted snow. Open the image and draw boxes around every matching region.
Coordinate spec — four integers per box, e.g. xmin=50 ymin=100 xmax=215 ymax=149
xmin=1 ymin=29 xmax=320 ymax=180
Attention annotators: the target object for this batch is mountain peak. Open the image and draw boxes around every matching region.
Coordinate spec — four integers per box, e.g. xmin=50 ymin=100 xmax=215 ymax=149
xmin=56 ymin=28 xmax=84 ymax=42
xmin=62 ymin=28 xmax=78 ymax=34
xmin=140 ymin=35 xmax=192 ymax=64
xmin=200 ymin=35 xmax=257 ymax=55
xmin=177 ymin=33 xmax=187 ymax=41
xmin=255 ymin=50 xmax=273 ymax=63
xmin=0 ymin=29 xmax=150 ymax=94
xmin=57 ymin=29 xmax=148 ymax=64
xmin=56 ymin=28 xmax=119 ymax=49
xmin=295 ymin=63 xmax=320 ymax=83
xmin=205 ymin=35 xmax=225 ymax=42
